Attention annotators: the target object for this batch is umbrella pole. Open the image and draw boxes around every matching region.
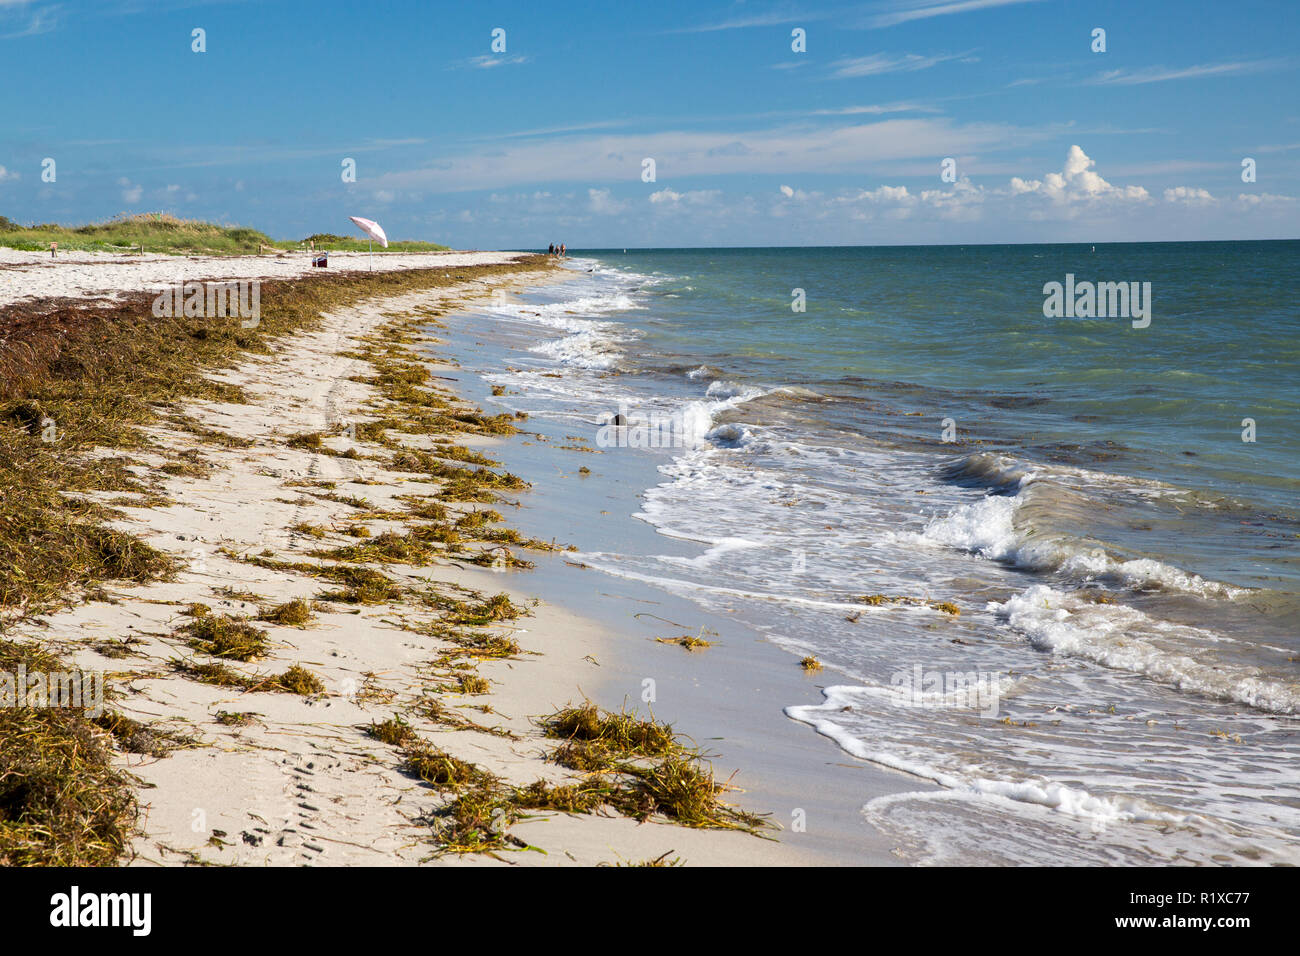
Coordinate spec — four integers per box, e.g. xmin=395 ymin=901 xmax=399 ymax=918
xmin=369 ymin=239 xmax=373 ymax=271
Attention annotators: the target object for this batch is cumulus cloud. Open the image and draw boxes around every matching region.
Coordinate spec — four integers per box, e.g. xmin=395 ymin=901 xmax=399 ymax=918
xmin=841 ymin=184 xmax=913 ymax=203
xmin=834 ymin=179 xmax=984 ymax=221
xmin=0 ymin=166 xmax=19 ymax=183
xmin=1008 ymin=145 xmax=1149 ymax=203
xmin=1163 ymin=186 xmax=1215 ymax=205
xmin=651 ymin=188 xmax=721 ymax=206
xmin=778 ymin=184 xmax=816 ymax=201
xmin=825 ymin=146 xmax=1154 ymax=225
xmin=919 ymin=178 xmax=986 ymax=218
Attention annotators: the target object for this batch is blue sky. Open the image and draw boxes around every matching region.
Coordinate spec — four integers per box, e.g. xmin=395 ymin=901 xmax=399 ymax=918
xmin=1 ymin=0 xmax=1296 ymax=247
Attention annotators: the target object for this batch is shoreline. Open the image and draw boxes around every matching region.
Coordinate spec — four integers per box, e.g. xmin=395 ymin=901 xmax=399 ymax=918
xmin=434 ymin=250 xmax=1300 ymax=867
xmin=1 ymin=249 xmax=868 ymax=866
xmin=427 ymin=282 xmax=924 ymax=864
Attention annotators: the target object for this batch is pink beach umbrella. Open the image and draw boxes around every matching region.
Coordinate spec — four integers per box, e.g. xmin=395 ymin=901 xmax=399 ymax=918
xmin=348 ymin=216 xmax=389 ymax=270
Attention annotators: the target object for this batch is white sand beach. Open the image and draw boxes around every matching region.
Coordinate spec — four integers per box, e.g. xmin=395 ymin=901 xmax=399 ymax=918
xmin=0 ymin=247 xmax=515 ymax=308
xmin=2 ymin=250 xmax=872 ymax=866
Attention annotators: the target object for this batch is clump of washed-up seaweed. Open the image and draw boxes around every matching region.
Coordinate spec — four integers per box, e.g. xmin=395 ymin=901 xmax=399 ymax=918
xmin=182 ymin=612 xmax=271 ymax=661
xmin=370 ymin=699 xmax=771 ymax=858
xmin=258 ymin=598 xmax=315 ymax=627
xmin=855 ymin=593 xmax=961 ymax=615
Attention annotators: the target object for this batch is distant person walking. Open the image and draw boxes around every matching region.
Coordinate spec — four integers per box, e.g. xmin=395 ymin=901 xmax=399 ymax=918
xmin=548 ymin=242 xmax=555 ymax=255
xmin=560 ymin=243 xmax=566 ymax=258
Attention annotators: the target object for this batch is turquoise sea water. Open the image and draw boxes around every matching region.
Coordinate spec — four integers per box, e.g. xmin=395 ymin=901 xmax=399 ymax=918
xmin=465 ymin=241 xmax=1299 ymax=864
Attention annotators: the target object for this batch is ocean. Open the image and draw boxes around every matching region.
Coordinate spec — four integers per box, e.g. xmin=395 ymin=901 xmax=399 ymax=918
xmin=461 ymin=242 xmax=1300 ymax=865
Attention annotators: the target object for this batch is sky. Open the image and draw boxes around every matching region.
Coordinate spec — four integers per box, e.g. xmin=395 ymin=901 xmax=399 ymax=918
xmin=1 ymin=0 xmax=1297 ymax=248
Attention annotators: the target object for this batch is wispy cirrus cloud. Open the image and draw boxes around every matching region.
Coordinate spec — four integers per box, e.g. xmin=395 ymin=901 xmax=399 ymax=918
xmin=666 ymin=8 xmax=830 ymax=34
xmin=811 ymin=101 xmax=940 ymax=115
xmin=478 ymin=120 xmax=638 ymax=141
xmin=1090 ymin=58 xmax=1291 ymax=85
xmin=367 ymin=116 xmax=1037 ymax=193
xmin=462 ymin=54 xmax=531 ymax=69
xmin=829 ymin=51 xmax=969 ymax=78
xmin=864 ymin=0 xmax=1044 ymax=29
xmin=2 ymin=0 xmax=258 ymax=38
xmin=0 ymin=0 xmax=60 ymax=39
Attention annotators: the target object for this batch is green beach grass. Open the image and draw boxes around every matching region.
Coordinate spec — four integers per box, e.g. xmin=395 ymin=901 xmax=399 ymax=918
xmin=0 ymin=213 xmax=449 ymax=255
xmin=298 ymin=232 xmax=450 ymax=253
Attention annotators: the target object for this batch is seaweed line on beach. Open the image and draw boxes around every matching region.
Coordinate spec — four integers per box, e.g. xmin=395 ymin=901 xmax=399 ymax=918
xmin=0 ymin=257 xmax=552 ymax=864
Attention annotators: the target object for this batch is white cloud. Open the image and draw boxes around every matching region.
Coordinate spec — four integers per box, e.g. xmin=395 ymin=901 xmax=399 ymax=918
xmin=372 ymin=117 xmax=1028 ymax=193
xmin=1008 ymin=145 xmax=1149 ymax=203
xmin=867 ymin=0 xmax=1044 ymax=29
xmin=1163 ymin=186 xmax=1215 ymax=205
xmin=839 ymin=184 xmax=913 ymax=203
xmin=779 ymin=184 xmax=817 ymax=201
xmin=811 ymin=102 xmax=939 ymax=116
xmin=1236 ymin=192 xmax=1297 ymax=206
xmin=834 ymin=180 xmax=983 ymax=221
xmin=651 ymin=188 xmax=721 ymax=206
xmin=0 ymin=165 xmax=19 ymax=183
xmin=828 ymin=146 xmax=1150 ymax=225
xmin=0 ymin=0 xmax=58 ymax=40
xmin=669 ymin=11 xmax=827 ymax=33
xmin=1090 ymin=59 xmax=1289 ymax=86
xmin=920 ymin=178 xmax=986 ymax=217
xmin=467 ymin=54 xmax=530 ymax=69
xmin=829 ymin=52 xmax=967 ymax=78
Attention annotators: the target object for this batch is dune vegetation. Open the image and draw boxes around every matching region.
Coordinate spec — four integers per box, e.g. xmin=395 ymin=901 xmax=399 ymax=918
xmin=0 ymin=213 xmax=449 ymax=255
